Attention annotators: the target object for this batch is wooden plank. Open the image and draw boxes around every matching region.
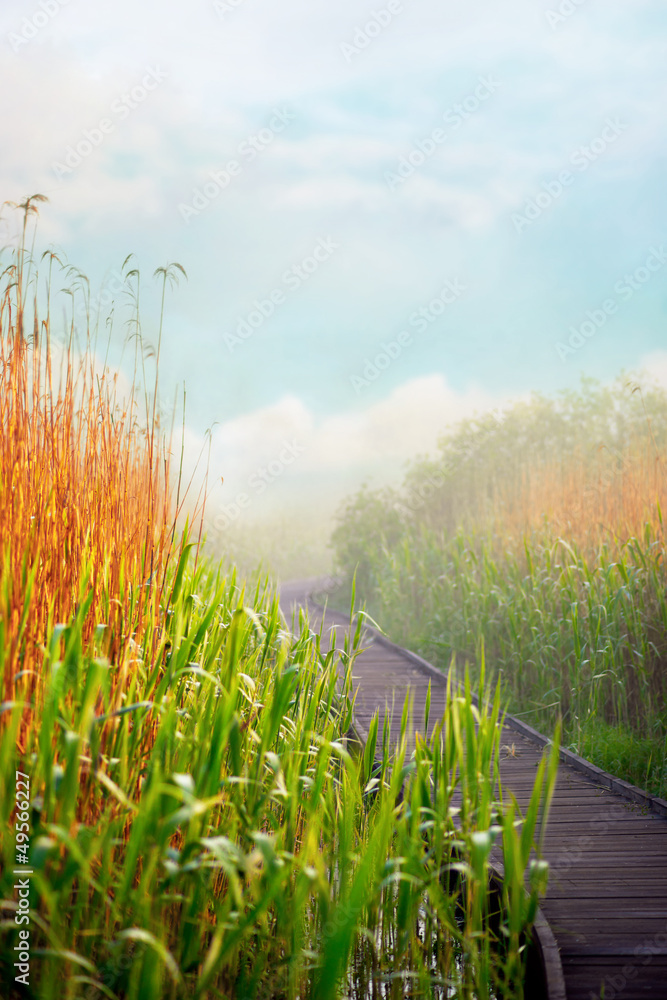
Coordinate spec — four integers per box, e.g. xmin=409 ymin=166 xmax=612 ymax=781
xmin=544 ymin=904 xmax=667 ymax=918
xmin=564 ymin=944 xmax=667 ymax=956
xmin=549 ymin=870 xmax=667 ymax=881
xmin=544 ymin=884 xmax=667 ymax=899
xmin=281 ymin=584 xmax=667 ymax=999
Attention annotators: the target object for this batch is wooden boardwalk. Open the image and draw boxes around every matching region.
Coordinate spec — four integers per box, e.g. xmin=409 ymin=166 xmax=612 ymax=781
xmin=280 ymin=580 xmax=667 ymax=1000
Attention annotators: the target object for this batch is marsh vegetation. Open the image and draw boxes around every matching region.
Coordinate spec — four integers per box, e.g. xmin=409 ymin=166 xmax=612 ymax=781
xmin=0 ymin=200 xmax=556 ymax=999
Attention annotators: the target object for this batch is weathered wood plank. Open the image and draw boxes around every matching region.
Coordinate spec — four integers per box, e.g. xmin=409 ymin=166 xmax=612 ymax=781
xmin=280 ymin=584 xmax=667 ymax=1000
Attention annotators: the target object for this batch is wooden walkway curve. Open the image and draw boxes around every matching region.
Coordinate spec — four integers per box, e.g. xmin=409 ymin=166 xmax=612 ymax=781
xmin=280 ymin=579 xmax=667 ymax=1000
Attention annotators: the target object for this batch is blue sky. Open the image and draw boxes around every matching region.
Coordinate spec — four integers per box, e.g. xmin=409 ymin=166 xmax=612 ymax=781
xmin=2 ymin=0 xmax=667 ymax=542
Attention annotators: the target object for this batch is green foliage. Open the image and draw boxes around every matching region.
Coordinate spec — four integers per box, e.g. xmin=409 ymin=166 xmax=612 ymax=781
xmin=0 ymin=199 xmax=558 ymax=997
xmin=332 ymin=376 xmax=667 ymax=796
xmin=331 ymin=486 xmax=405 ymax=598
xmin=0 ymin=556 xmax=556 ymax=999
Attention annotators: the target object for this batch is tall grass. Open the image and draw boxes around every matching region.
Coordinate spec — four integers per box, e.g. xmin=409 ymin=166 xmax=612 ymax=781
xmin=332 ymin=381 xmax=667 ymax=796
xmin=0 ymin=200 xmax=556 ymax=999
xmin=0 ymin=575 xmax=557 ymax=997
xmin=0 ymin=196 xmax=193 ymax=723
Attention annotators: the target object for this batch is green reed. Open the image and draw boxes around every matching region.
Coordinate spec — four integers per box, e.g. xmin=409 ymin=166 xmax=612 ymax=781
xmin=1 ymin=553 xmax=556 ymax=999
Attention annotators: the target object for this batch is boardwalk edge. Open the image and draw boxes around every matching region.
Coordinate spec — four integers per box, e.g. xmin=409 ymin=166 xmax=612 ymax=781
xmin=305 ymin=591 xmax=568 ymax=999
xmin=351 ymin=609 xmax=667 ymax=820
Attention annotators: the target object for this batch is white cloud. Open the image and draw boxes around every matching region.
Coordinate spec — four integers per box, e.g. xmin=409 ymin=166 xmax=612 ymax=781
xmin=306 ymin=375 xmax=496 ymax=470
xmin=184 ymin=357 xmax=667 ymax=528
xmin=183 ymin=374 xmax=509 ymax=529
xmin=1 ymin=0 xmax=663 ymax=258
xmin=2 ymin=0 xmax=666 ymax=474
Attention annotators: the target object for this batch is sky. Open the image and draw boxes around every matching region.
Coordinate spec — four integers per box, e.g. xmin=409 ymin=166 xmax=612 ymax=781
xmin=2 ymin=0 xmax=667 ymax=555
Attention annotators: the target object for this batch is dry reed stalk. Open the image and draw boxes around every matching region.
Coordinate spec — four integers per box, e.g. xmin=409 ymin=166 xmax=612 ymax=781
xmin=0 ymin=197 xmax=179 ymax=732
xmin=489 ymin=445 xmax=666 ymax=554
